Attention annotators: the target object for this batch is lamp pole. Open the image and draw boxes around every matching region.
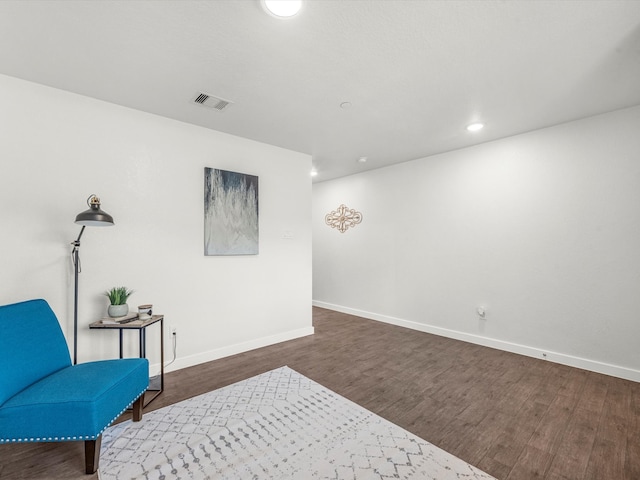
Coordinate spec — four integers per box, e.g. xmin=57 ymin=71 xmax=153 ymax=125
xmin=71 ymin=226 xmax=85 ymax=365
xmin=71 ymin=195 xmax=114 ymax=365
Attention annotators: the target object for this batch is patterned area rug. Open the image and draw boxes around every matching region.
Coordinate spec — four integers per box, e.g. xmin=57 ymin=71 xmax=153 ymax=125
xmin=99 ymin=366 xmax=495 ymax=479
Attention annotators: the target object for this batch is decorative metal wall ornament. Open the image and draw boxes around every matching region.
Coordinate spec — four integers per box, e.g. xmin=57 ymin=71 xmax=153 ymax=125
xmin=325 ymin=204 xmax=363 ymax=233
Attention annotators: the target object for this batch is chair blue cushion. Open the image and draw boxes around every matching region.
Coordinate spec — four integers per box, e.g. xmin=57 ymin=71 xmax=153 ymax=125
xmin=0 ymin=358 xmax=148 ymax=442
xmin=0 ymin=299 xmax=72 ymax=405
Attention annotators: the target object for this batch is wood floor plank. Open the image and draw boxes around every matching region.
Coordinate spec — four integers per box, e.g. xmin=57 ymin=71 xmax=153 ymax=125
xmin=603 ymin=377 xmax=633 ymax=419
xmin=584 ymin=439 xmax=626 ymax=480
xmin=477 ymin=455 xmax=512 ymax=480
xmin=583 ymin=411 xmax=627 ymax=479
xmin=546 ymin=407 xmax=598 ymax=479
xmin=506 ymin=445 xmax=554 ymax=480
xmin=528 ymin=396 xmax=572 ymax=454
xmin=625 ymin=431 xmax=640 ymax=479
xmin=575 ymin=372 xmax=609 ymax=414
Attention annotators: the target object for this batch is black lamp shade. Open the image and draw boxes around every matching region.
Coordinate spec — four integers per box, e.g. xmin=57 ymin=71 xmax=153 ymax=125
xmin=74 ymin=196 xmax=114 ymax=226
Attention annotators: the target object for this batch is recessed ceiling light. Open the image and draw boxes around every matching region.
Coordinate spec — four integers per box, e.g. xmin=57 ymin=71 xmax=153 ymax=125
xmin=262 ymin=0 xmax=302 ymax=18
xmin=357 ymin=157 xmax=368 ymax=163
xmin=466 ymin=123 xmax=484 ymax=132
xmin=340 ymin=101 xmax=352 ymax=109
xmin=310 ymin=169 xmax=318 ymax=177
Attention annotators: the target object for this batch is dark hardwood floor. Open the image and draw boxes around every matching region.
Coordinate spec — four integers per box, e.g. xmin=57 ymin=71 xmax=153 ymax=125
xmin=1 ymin=307 xmax=639 ymax=479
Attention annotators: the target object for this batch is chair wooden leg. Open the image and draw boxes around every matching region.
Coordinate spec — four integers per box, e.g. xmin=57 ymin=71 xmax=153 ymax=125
xmin=83 ymin=394 xmax=143 ymax=474
xmin=85 ymin=435 xmax=102 ymax=474
xmin=132 ymin=392 xmax=145 ymax=422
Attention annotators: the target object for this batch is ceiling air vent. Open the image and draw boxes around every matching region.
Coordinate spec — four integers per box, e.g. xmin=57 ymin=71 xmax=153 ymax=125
xmin=192 ymin=92 xmax=233 ymax=112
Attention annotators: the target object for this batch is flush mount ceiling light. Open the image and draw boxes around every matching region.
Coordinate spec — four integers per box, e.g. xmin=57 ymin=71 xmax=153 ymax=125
xmin=262 ymin=0 xmax=302 ymax=18
xmin=466 ymin=123 xmax=484 ymax=132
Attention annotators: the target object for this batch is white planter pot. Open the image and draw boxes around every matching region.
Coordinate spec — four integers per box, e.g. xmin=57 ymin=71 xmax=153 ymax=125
xmin=108 ymin=304 xmax=129 ymax=318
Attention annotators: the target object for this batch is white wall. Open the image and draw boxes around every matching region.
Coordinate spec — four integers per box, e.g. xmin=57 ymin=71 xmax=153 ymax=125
xmin=313 ymin=105 xmax=640 ymax=381
xmin=0 ymin=74 xmax=313 ymax=372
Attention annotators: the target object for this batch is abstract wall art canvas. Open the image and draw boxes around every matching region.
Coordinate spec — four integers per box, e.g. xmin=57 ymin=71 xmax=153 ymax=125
xmin=204 ymin=167 xmax=259 ymax=255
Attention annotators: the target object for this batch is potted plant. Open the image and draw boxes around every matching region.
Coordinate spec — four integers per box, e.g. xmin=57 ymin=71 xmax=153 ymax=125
xmin=104 ymin=287 xmax=134 ymax=318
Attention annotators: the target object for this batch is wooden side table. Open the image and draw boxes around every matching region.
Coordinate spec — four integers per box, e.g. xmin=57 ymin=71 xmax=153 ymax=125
xmin=89 ymin=314 xmax=164 ymax=407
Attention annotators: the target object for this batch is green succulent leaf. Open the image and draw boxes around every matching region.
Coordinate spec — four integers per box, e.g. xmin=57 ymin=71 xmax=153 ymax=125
xmin=104 ymin=286 xmax=134 ymax=305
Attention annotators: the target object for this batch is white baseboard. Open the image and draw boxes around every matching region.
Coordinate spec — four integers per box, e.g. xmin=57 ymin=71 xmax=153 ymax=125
xmin=155 ymin=326 xmax=315 ymax=374
xmin=312 ymin=300 xmax=640 ymax=383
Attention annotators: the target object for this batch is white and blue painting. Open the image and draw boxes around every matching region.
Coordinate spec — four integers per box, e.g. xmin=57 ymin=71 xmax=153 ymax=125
xmin=204 ymin=167 xmax=259 ymax=255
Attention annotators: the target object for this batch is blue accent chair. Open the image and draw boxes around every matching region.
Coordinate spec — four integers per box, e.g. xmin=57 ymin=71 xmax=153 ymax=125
xmin=0 ymin=299 xmax=149 ymax=474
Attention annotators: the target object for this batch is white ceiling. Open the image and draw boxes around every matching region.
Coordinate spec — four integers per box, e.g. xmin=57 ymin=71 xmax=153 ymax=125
xmin=1 ymin=0 xmax=639 ymax=182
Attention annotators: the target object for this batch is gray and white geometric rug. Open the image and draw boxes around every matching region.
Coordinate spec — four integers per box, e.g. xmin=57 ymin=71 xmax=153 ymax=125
xmin=99 ymin=366 xmax=495 ymax=479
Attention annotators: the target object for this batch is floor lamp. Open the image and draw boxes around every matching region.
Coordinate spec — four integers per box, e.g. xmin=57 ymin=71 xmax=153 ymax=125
xmin=71 ymin=194 xmax=114 ymax=365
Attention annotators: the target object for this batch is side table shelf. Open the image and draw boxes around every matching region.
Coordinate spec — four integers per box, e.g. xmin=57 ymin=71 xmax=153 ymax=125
xmin=89 ymin=314 xmax=164 ymax=407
